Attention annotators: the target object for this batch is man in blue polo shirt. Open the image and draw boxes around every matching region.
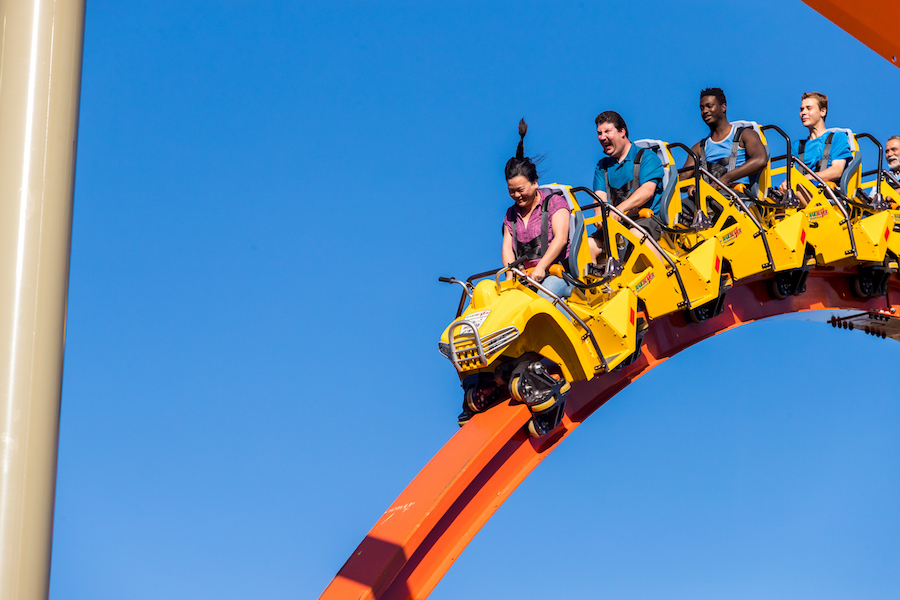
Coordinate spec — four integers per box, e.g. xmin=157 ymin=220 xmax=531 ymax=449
xmin=780 ymin=91 xmax=852 ymax=206
xmin=588 ymin=110 xmax=664 ymax=262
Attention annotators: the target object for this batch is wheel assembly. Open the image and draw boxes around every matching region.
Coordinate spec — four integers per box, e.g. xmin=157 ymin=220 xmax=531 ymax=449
xmin=508 ymin=360 xmax=570 ymax=437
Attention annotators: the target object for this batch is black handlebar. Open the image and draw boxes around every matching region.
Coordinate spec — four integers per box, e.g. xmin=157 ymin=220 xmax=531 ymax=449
xmin=760 ymin=124 xmax=793 ymax=191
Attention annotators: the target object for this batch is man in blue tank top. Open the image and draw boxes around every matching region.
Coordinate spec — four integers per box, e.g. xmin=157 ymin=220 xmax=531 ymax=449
xmin=680 ymin=88 xmax=767 ymax=195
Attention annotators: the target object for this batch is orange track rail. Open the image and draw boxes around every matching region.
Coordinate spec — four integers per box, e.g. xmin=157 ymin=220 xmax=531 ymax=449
xmin=803 ymin=0 xmax=900 ymax=68
xmin=319 ymin=269 xmax=899 ymax=600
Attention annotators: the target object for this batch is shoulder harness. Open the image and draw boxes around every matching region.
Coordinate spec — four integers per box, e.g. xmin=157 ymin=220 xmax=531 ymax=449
xmin=797 ymin=131 xmax=835 ymax=173
xmin=698 ymin=125 xmax=747 ymax=180
xmin=510 ymin=190 xmax=563 ymax=261
xmin=603 ymin=148 xmax=646 ymax=206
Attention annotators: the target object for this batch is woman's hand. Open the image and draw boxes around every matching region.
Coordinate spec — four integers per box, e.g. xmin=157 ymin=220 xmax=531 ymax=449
xmin=531 ymin=264 xmax=547 ymax=283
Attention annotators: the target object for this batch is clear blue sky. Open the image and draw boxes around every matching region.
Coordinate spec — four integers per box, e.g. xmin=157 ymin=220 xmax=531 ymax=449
xmin=52 ymin=1 xmax=900 ymax=598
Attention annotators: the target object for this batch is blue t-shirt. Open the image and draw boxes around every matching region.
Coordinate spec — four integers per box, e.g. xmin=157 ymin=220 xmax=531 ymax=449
xmin=593 ymin=143 xmax=664 ymax=214
xmin=704 ymin=124 xmax=749 ymax=185
xmin=791 ymin=129 xmax=853 ymax=173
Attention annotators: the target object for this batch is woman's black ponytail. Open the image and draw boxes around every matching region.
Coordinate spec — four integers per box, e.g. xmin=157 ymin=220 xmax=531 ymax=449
xmin=505 ymin=118 xmax=538 ymax=182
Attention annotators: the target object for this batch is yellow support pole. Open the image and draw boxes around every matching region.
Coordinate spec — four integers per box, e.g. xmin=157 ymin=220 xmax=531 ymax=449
xmin=0 ymin=1 xmax=85 ymax=597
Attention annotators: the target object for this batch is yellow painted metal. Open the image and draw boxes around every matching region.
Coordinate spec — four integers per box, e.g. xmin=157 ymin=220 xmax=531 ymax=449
xmin=0 ymin=1 xmax=86 ymax=598
xmin=587 ymin=215 xmax=685 ymax=320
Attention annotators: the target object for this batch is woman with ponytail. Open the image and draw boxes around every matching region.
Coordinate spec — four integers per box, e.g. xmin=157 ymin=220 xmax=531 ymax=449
xmin=501 ymin=119 xmax=573 ymax=299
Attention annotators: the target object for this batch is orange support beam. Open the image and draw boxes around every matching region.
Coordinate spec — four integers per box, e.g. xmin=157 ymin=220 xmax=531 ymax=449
xmin=318 ymin=268 xmax=900 ymax=599
xmin=803 ymin=0 xmax=900 ymax=67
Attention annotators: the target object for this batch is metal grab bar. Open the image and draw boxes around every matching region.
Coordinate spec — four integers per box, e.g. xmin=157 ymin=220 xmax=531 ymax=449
xmin=446 ymin=319 xmax=488 ymax=372
xmin=569 ymin=186 xmax=612 ymax=259
xmin=791 ymin=156 xmax=857 ymax=258
xmin=698 ymin=167 xmax=776 ymax=272
xmin=446 ymin=268 xmax=501 ymax=318
xmin=567 ymin=187 xmax=692 ymax=309
xmin=505 ymin=266 xmax=609 ymax=372
xmin=761 ymin=124 xmax=794 ymax=193
xmin=439 ymin=276 xmax=473 ymax=299
xmin=667 ymin=141 xmax=702 ymax=196
xmin=603 ymin=204 xmax=693 ymax=310
xmin=855 ymin=132 xmax=886 ymax=203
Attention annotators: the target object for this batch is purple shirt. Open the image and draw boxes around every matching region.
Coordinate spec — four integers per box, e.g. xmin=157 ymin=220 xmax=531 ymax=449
xmin=503 ymin=189 xmax=570 ymax=261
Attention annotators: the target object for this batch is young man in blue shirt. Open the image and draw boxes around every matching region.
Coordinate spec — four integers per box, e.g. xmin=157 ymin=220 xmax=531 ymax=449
xmin=588 ymin=111 xmax=664 ymax=262
xmin=780 ymin=91 xmax=852 ymax=206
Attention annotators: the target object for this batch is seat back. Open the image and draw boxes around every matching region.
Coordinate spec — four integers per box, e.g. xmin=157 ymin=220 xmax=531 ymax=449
xmin=539 ymin=184 xmax=586 ymax=277
xmin=825 ymin=127 xmax=862 ymax=196
xmin=728 ymin=120 xmax=770 ymax=196
xmin=632 ymin=139 xmax=680 ymax=226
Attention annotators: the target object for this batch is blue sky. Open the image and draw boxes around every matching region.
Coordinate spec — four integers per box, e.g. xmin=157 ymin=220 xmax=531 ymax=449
xmin=51 ymin=1 xmax=900 ymax=598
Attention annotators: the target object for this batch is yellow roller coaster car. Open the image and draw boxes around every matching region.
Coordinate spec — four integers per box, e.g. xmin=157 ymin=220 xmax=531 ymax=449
xmin=439 ymin=129 xmax=900 ymax=438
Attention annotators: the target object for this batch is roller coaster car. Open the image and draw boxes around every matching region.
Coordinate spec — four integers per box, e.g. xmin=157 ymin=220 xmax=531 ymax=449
xmin=629 ymin=134 xmax=810 ymax=306
xmin=439 ymin=176 xmax=729 ymax=437
xmin=844 ymin=132 xmax=900 ymax=297
xmin=439 ymin=184 xmax=639 ymax=437
xmin=773 ymin=129 xmax=897 ymax=297
xmin=770 ymin=129 xmax=894 ymax=269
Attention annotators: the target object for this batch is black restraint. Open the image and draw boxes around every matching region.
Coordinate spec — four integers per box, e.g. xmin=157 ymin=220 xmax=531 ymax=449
xmin=698 ymin=125 xmax=747 ymax=181
xmin=797 ymin=132 xmax=835 ymax=173
xmin=603 ymin=149 xmax=646 ymax=206
xmin=510 ymin=191 xmax=563 ymax=261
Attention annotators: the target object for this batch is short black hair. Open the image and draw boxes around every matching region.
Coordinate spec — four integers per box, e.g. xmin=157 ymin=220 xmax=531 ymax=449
xmin=594 ymin=110 xmax=628 ymax=138
xmin=700 ymin=87 xmax=726 ymax=105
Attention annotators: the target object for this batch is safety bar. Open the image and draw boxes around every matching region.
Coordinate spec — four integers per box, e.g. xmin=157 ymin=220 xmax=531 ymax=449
xmin=445 ymin=268 xmax=501 ymax=317
xmin=494 ymin=265 xmax=608 ymax=372
xmin=569 ymin=186 xmax=612 ymax=259
xmin=760 ymin=124 xmax=793 ymax=192
xmin=861 ymin=168 xmax=900 ymax=192
xmin=607 ymin=204 xmax=693 ymax=310
xmin=668 ymin=141 xmax=702 ymax=196
xmin=551 ymin=263 xmax=619 ymax=291
xmin=854 ymin=133 xmax=885 ymax=201
xmin=569 ymin=187 xmax=693 ymax=311
xmin=439 ymin=276 xmax=473 ymax=299
xmin=792 ymin=156 xmax=857 ymax=258
xmin=698 ymin=167 xmax=776 ymax=272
